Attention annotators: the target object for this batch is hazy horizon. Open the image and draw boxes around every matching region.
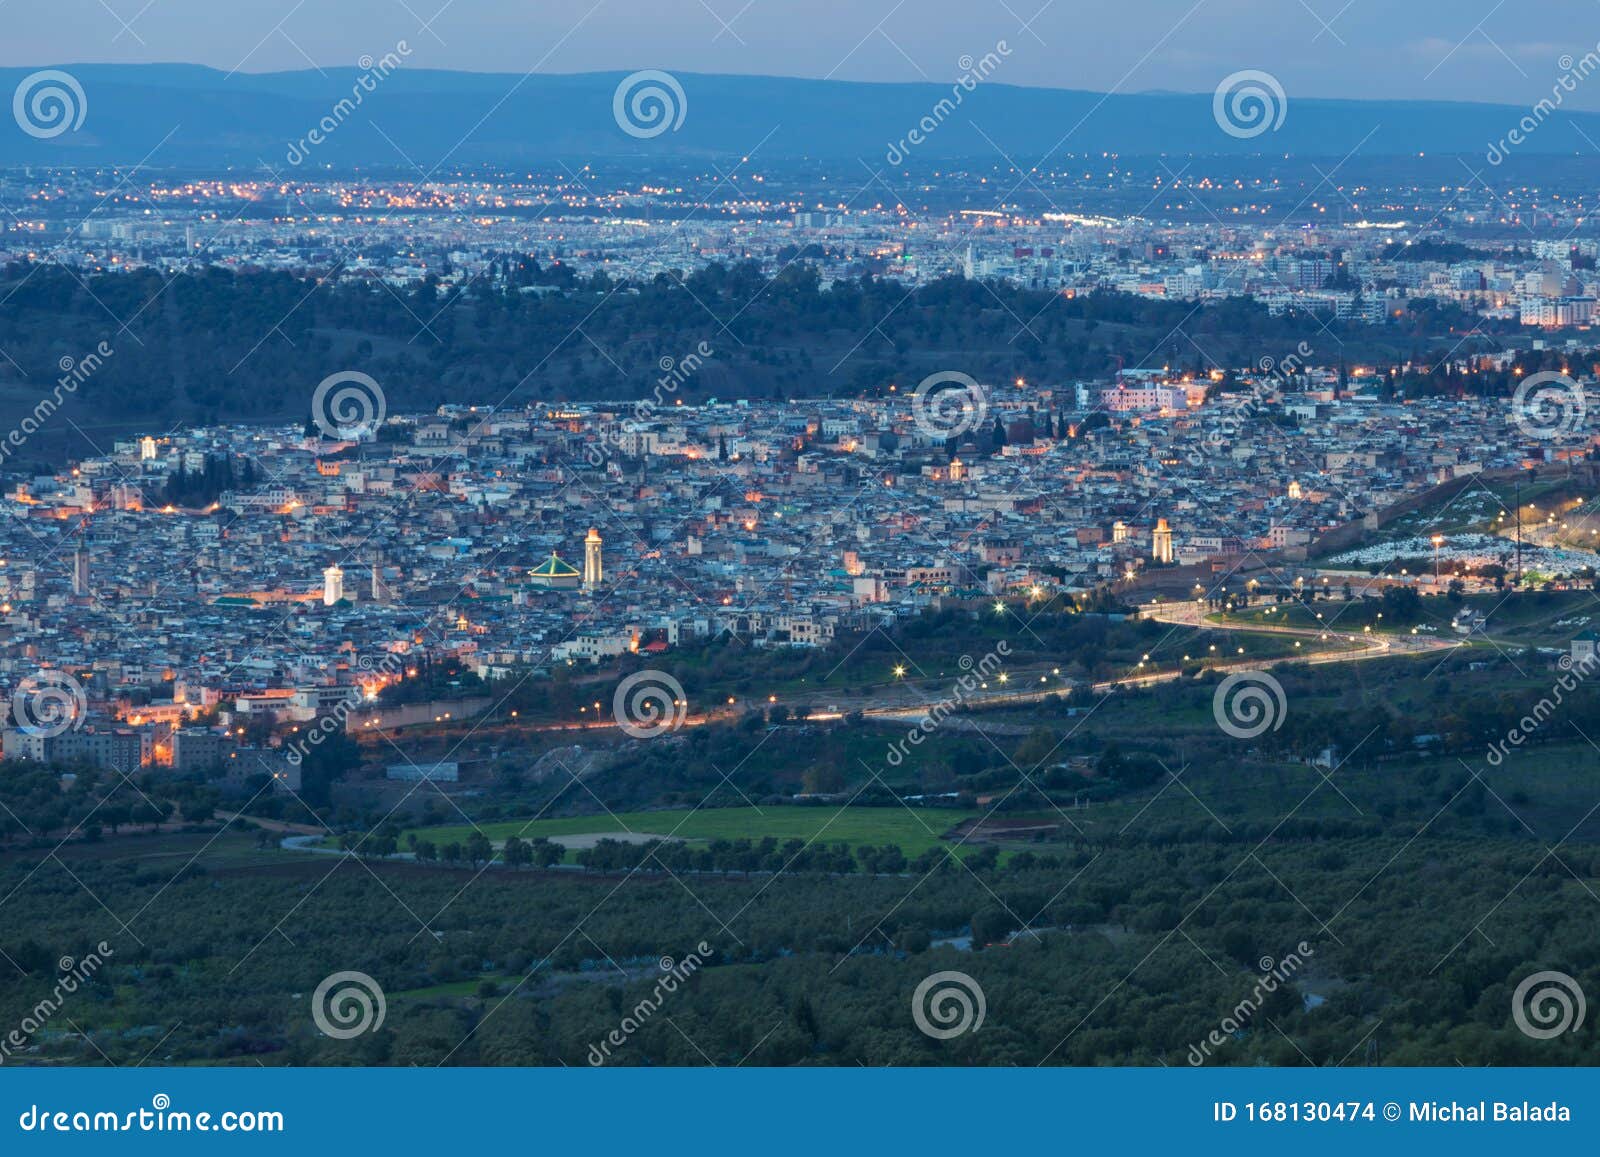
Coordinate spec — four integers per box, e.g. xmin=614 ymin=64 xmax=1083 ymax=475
xmin=4 ymin=0 xmax=1600 ymax=112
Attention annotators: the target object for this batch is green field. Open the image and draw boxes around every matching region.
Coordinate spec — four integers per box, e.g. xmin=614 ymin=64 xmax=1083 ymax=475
xmin=405 ymin=805 xmax=990 ymax=857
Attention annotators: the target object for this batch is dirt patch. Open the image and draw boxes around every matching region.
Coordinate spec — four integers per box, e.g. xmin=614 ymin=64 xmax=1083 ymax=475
xmin=547 ymin=831 xmax=682 ymax=850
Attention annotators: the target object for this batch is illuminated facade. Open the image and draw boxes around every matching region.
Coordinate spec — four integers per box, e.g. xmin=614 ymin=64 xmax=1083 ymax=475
xmin=584 ymin=527 xmax=603 ymax=591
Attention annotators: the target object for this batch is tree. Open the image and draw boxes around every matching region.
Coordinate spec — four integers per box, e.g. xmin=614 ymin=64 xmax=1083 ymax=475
xmin=970 ymin=906 xmax=1012 ymax=945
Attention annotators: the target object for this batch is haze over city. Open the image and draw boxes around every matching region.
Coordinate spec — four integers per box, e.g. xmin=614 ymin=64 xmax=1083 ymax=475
xmin=0 ymin=2 xmax=1597 ymax=1146
xmin=2 ymin=0 xmax=1598 ymax=109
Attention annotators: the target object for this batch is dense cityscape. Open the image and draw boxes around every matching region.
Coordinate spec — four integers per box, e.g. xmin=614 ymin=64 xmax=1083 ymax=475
xmin=9 ymin=163 xmax=1600 ymax=329
xmin=3 ymin=6 xmax=1600 ymax=1120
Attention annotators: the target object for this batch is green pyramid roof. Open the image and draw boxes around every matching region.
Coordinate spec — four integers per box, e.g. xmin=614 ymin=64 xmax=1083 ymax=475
xmin=528 ymin=552 xmax=581 ymax=578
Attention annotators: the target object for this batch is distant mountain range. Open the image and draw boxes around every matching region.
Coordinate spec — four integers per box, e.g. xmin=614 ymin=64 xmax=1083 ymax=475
xmin=0 ymin=64 xmax=1593 ymax=167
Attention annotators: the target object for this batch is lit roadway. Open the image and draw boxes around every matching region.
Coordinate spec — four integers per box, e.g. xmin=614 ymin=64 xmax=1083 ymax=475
xmin=819 ymin=600 xmax=1459 ymax=724
xmin=369 ymin=600 xmax=1462 ymax=740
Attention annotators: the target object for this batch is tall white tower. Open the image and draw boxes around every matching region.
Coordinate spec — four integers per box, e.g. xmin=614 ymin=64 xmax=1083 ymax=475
xmin=1152 ymin=518 xmax=1174 ymax=564
xmin=323 ymin=564 xmax=345 ymax=606
xmin=583 ymin=528 xmax=603 ymax=591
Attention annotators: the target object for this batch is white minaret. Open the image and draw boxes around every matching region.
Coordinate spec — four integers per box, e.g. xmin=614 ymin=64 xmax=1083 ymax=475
xmin=1152 ymin=518 xmax=1174 ymax=564
xmin=323 ymin=564 xmax=345 ymax=606
xmin=583 ymin=528 xmax=603 ymax=591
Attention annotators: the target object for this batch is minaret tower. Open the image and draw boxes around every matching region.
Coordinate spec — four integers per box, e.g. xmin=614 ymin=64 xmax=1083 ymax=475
xmin=72 ymin=520 xmax=90 ymax=596
xmin=371 ymin=552 xmax=388 ymax=603
xmin=323 ymin=564 xmax=345 ymax=606
xmin=1152 ymin=518 xmax=1174 ymax=564
xmin=583 ymin=527 xmax=603 ymax=591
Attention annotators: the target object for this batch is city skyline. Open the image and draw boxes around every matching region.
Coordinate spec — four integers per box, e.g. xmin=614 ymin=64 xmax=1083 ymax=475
xmin=3 ymin=0 xmax=1600 ymax=1102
